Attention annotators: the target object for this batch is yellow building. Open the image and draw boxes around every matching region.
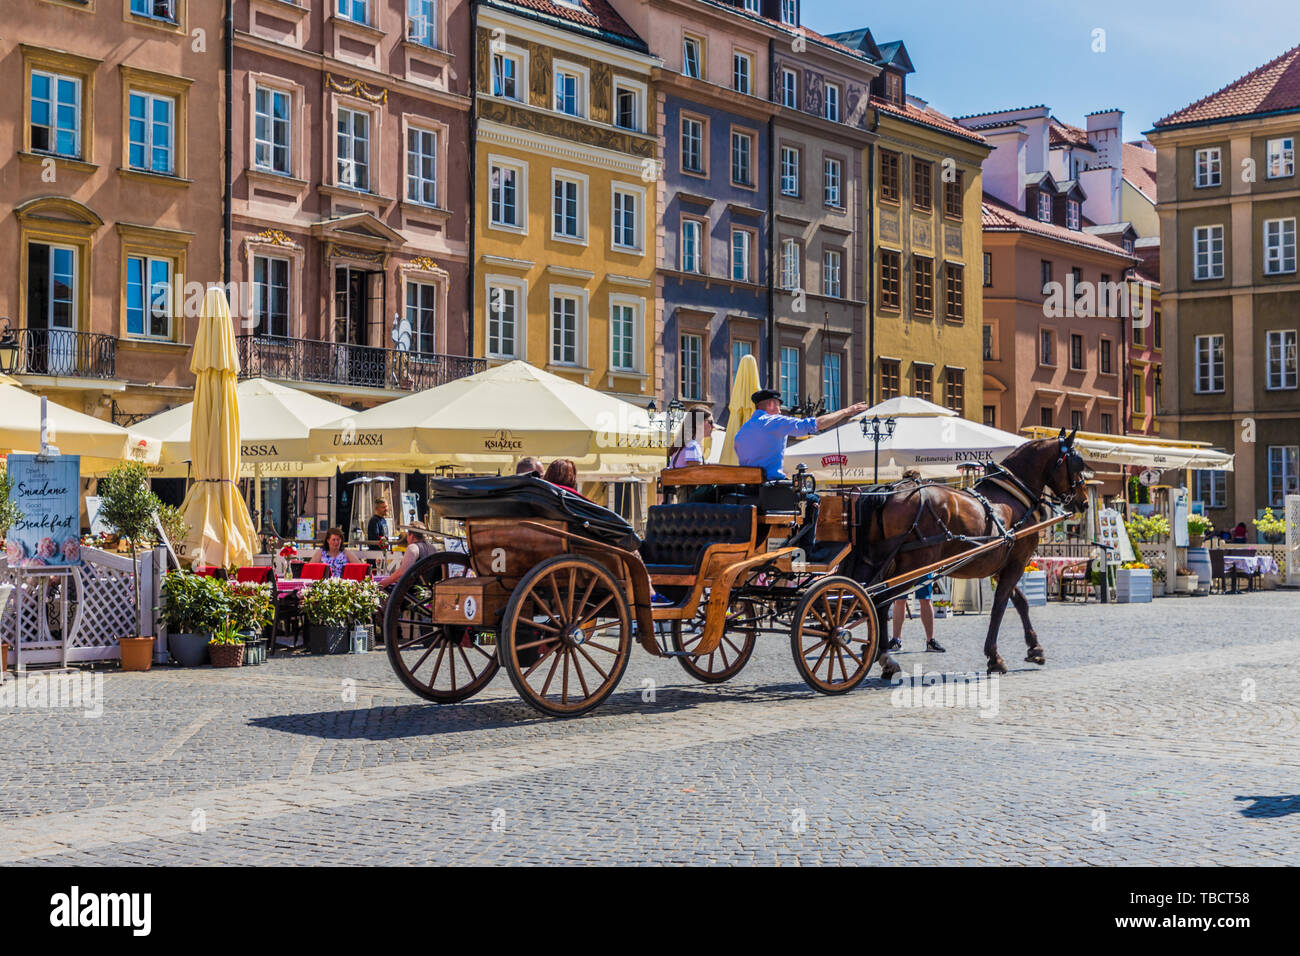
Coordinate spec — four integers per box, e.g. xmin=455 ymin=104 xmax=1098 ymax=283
xmin=473 ymin=0 xmax=658 ymax=406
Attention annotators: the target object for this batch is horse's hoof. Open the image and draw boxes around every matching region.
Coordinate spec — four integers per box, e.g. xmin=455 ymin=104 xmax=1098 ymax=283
xmin=987 ymin=657 xmax=1008 ymax=675
xmin=1025 ymin=646 xmax=1046 ymax=665
xmin=879 ymin=659 xmax=901 ymax=681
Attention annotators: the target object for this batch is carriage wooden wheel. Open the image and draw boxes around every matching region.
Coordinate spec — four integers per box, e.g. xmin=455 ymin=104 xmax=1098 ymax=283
xmin=384 ymin=552 xmax=500 ymax=703
xmin=671 ymin=598 xmax=759 ymax=684
xmin=789 ymin=576 xmax=877 ymax=694
xmin=499 ymin=554 xmax=632 ymax=718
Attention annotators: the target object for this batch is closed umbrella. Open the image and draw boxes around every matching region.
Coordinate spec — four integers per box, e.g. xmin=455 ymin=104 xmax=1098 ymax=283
xmin=719 ymin=354 xmax=760 ymax=466
xmin=180 ymin=288 xmax=257 ymax=568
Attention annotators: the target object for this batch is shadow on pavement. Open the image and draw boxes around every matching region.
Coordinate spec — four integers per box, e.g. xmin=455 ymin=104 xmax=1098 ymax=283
xmin=1235 ymin=794 xmax=1300 ymax=818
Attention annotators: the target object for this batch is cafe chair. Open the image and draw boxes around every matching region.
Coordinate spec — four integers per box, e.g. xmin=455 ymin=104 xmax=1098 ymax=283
xmin=300 ymin=562 xmax=328 ymax=581
xmin=235 ymin=566 xmax=273 ymax=584
xmin=341 ymin=563 xmax=371 ymax=581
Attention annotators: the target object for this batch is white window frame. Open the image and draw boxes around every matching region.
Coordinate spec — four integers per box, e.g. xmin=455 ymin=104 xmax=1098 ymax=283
xmin=824 ymin=82 xmax=840 ymax=122
xmin=1193 ymin=224 xmax=1224 ymax=280
xmin=780 ymin=145 xmax=800 ymax=197
xmin=1267 ymin=137 xmax=1295 ymax=179
xmin=1194 ymin=470 xmax=1227 ymax=509
xmin=1194 ymin=146 xmax=1221 ymax=188
xmin=780 ymin=0 xmax=796 ymax=26
xmin=405 ymin=278 xmax=438 ymax=355
xmin=612 ymin=78 xmax=645 ymax=132
xmin=822 ymin=248 xmax=842 ymax=298
xmin=132 ymin=0 xmax=177 ymax=22
xmin=127 ymin=89 xmax=175 ymax=175
xmin=731 ymin=129 xmax=753 ymax=187
xmin=336 ymin=0 xmax=369 ymax=27
xmin=1194 ymin=333 xmax=1225 ymax=394
xmin=608 ymin=294 xmax=643 ymax=373
xmin=336 ymin=104 xmax=371 ymax=192
xmin=1264 ymin=217 xmax=1297 ymax=275
xmin=552 ymin=62 xmax=588 ymax=118
xmin=1266 ymin=329 xmax=1298 ymax=390
xmin=1037 ymin=191 xmax=1052 ymax=223
xmin=743 ymin=0 xmax=759 ymax=11
xmin=732 ymin=51 xmax=752 ymax=95
xmin=780 ymin=238 xmax=801 ymax=290
xmin=407 ymin=0 xmax=437 ymax=47
xmin=551 ymin=170 xmax=588 ymax=244
xmin=680 ymin=218 xmax=704 ymax=274
xmin=610 ymin=182 xmax=644 ymax=254
xmin=1268 ymin=445 xmax=1300 ymax=507
xmin=680 ymin=333 xmax=704 ymax=401
xmin=779 ymin=346 xmax=800 ymax=405
xmin=1066 ymin=199 xmax=1080 ymax=230
xmin=823 ymin=156 xmax=842 ymax=207
xmin=30 ymin=69 xmax=82 ymax=159
xmin=254 ymin=85 xmax=292 ymax=175
xmin=731 ymin=228 xmax=752 ymax=282
xmin=252 ymin=253 xmax=290 ymax=339
xmin=487 ymin=156 xmax=527 ymax=233
xmin=405 ymin=124 xmax=438 ymax=207
xmin=781 ymin=68 xmax=798 ymax=109
xmin=491 ymin=48 xmax=526 ymax=102
xmin=549 ymin=287 xmax=586 ymax=367
xmin=484 ymin=276 xmax=526 ymax=360
xmin=125 ymin=254 xmax=173 ymax=340
xmin=822 ymin=352 xmax=842 ymax=411
xmin=681 ymin=116 xmax=705 ymax=174
xmin=682 ymin=36 xmax=702 ymax=80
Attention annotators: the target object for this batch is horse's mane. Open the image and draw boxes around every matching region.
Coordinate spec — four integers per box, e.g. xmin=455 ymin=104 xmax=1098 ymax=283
xmin=995 ymin=438 xmax=1054 ymax=493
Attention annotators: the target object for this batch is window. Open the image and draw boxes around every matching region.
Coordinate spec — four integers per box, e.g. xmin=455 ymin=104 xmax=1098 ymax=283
xmin=880 ymin=149 xmax=900 ymax=202
xmin=680 ymin=334 xmax=703 ymax=400
xmin=1040 ymin=329 xmax=1053 ymax=366
xmin=732 ymin=53 xmax=752 ymax=95
xmin=823 ymin=353 xmax=842 ymax=411
xmin=824 ymin=83 xmax=840 ymax=122
xmin=125 ymin=255 xmax=171 ymax=339
xmin=731 ymin=339 xmax=754 ymax=376
xmin=682 ymin=37 xmax=701 ymax=79
xmin=1037 ymin=190 xmax=1052 ymax=223
xmin=489 ymin=162 xmax=523 ymax=229
xmin=406 ymin=127 xmax=438 ymax=206
xmin=879 ymin=359 xmax=900 ymax=400
xmin=492 ymin=52 xmax=522 ymax=101
xmin=1040 ymin=259 xmax=1052 ymax=291
xmin=1100 ymin=338 xmax=1113 ymax=374
xmin=944 ymin=368 xmax=964 ymax=414
xmin=1101 ymin=412 xmax=1113 ymax=434
xmin=1071 ymin=267 xmax=1084 ymax=300
xmin=405 ymin=280 xmax=437 ymax=355
xmin=486 ymin=282 xmax=520 ymax=358
xmin=982 ymin=324 xmax=994 ymax=361
xmin=780 ymin=146 xmax=800 ymax=196
xmin=1194 ymin=225 xmax=1225 ymax=279
xmin=944 ymin=264 xmax=963 ymax=320
xmin=1071 ymin=410 xmax=1084 ymax=432
xmin=743 ymin=0 xmax=759 ymax=11
xmin=1133 ymin=371 xmax=1145 ymax=414
xmin=1267 ymin=329 xmax=1298 ymax=389
xmin=944 ymin=170 xmax=963 ymax=219
xmin=1070 ymin=333 xmax=1084 ymax=371
xmin=128 ymin=91 xmax=174 ymax=174
xmin=681 ymin=219 xmax=703 ymax=274
xmin=1194 ymin=470 xmax=1226 ymax=508
xmin=912 ymin=363 xmax=933 ymax=402
xmin=1039 ymin=407 xmax=1053 ymax=428
xmin=1194 ymin=334 xmax=1225 ymax=393
xmin=612 ymin=186 xmax=640 ymax=251
xmin=610 ymin=300 xmax=637 ymax=372
xmin=879 ymin=250 xmax=901 ymax=309
xmin=1268 ymin=137 xmax=1295 ymax=179
xmin=1154 ymin=311 xmax=1163 ymax=349
xmin=252 ymin=255 xmax=289 ymax=339
xmin=782 ymin=69 xmax=798 ymax=109
xmin=823 ymin=157 xmax=842 ymax=207
xmin=614 ymin=83 xmax=641 ymax=131
xmin=552 ymin=175 xmax=584 ymax=240
xmin=731 ymin=130 xmax=753 ymax=186
xmin=554 ymin=68 xmax=583 ymax=117
xmin=254 ymin=87 xmax=291 ymax=174
xmin=913 ymin=159 xmax=932 ymax=210
xmin=1100 ymin=273 xmax=1114 ymax=317
xmin=1264 ymin=218 xmax=1297 ymax=274
xmin=336 ymin=106 xmax=370 ymax=191
xmin=132 ymin=0 xmax=176 ymax=22
xmin=983 ymin=251 xmax=992 ymax=287
xmin=407 ymin=0 xmax=436 ymax=47
xmin=1194 ymin=147 xmax=1221 ymax=187
xmin=681 ymin=116 xmax=704 ymax=174
xmin=983 ymin=406 xmax=996 ymax=428
xmin=822 ymin=249 xmax=842 ymax=298
xmin=780 ymin=347 xmax=800 ymax=406
xmin=731 ymin=229 xmax=752 ymax=282
xmin=1268 ymin=445 xmax=1300 ymax=506
xmin=1123 ymin=237 xmax=1134 ymax=254
xmin=1067 ymin=199 xmax=1080 ymax=230
xmin=550 ymin=293 xmax=580 ymax=365
xmin=913 ymin=256 xmax=933 ymax=315
xmin=30 ymin=70 xmax=82 ymax=158
xmin=780 ymin=0 xmax=796 ymax=26
xmin=885 ymin=72 xmax=903 ymax=105
xmin=780 ymin=239 xmax=801 ymax=290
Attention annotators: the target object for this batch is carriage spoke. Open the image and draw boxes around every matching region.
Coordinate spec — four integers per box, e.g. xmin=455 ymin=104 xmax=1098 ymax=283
xmin=570 ymin=648 xmax=592 ymax=698
xmin=465 ymin=640 xmax=495 ymax=661
xmin=561 ymin=646 xmax=571 ymax=704
xmin=573 ymin=642 xmax=609 ymax=681
xmin=565 ymin=568 xmax=578 ymax=623
xmin=810 ymin=640 xmax=832 ymax=676
xmin=538 ymin=646 xmax=563 ymax=695
xmin=409 ymin=638 xmax=441 ymax=674
xmin=522 ymin=641 xmax=559 ymax=680
xmin=573 ymin=573 xmax=599 ymax=624
xmin=448 ymin=643 xmax=458 ymax=690
xmin=575 ymin=594 xmax=614 ymax=630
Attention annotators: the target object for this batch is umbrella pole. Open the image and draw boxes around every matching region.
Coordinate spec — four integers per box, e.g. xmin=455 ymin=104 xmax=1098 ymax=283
xmin=255 ymin=463 xmax=263 ymax=534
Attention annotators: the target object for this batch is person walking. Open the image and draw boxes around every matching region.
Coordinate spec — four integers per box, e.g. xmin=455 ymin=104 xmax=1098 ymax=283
xmin=889 ymin=582 xmax=945 ymax=653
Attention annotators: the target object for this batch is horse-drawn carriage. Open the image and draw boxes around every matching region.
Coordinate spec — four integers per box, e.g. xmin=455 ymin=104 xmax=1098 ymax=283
xmin=382 ymin=431 xmax=1086 ymax=718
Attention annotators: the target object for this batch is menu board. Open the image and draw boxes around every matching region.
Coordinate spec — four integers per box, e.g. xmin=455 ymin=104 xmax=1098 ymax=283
xmin=5 ymin=455 xmax=83 ymax=569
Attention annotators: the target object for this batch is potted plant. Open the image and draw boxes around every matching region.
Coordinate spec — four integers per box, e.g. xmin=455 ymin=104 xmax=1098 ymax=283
xmin=208 ymin=618 xmax=246 ymax=668
xmin=1254 ymin=508 xmax=1287 ymax=544
xmin=161 ymin=571 xmax=229 ymax=666
xmin=1116 ymin=560 xmax=1153 ymax=604
xmin=227 ymin=580 xmax=274 ymax=666
xmin=1186 ymin=514 xmax=1213 ymax=549
xmin=932 ymin=599 xmax=953 ymax=619
xmin=301 ymin=578 xmax=356 ymax=654
xmin=348 ymin=579 xmax=383 ymax=652
xmin=1020 ymin=562 xmax=1048 ymax=607
xmin=1175 ymin=566 xmax=1199 ymax=594
xmin=1151 ymin=564 xmax=1166 ymax=597
xmin=97 ymin=462 xmax=162 ymax=671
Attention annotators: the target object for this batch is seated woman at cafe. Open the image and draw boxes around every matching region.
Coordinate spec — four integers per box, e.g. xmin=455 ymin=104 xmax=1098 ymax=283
xmin=376 ymin=521 xmax=438 ymax=588
xmin=313 ymin=527 xmax=360 ymax=578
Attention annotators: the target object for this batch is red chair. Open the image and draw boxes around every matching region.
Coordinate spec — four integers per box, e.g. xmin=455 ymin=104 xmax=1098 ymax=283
xmin=300 ymin=563 xmax=328 ymax=581
xmin=194 ymin=566 xmax=222 ymax=578
xmin=341 ymin=563 xmax=370 ymax=581
xmin=235 ymin=566 xmax=273 ymax=583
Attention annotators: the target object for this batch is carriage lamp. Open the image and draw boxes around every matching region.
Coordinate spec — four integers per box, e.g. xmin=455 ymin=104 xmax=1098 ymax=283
xmin=860 ymin=415 xmax=897 ymax=484
xmin=0 ymin=319 xmax=18 ymax=373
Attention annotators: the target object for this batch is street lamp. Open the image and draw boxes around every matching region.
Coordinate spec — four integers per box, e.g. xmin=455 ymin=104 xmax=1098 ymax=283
xmin=646 ymin=398 xmax=685 ymax=456
xmin=0 ymin=319 xmax=18 ymax=374
xmin=860 ymin=415 xmax=896 ymax=484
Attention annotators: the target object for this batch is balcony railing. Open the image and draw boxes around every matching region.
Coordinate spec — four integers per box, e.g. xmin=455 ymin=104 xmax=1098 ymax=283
xmin=9 ymin=328 xmax=117 ymax=379
xmin=236 ymin=335 xmax=486 ymax=391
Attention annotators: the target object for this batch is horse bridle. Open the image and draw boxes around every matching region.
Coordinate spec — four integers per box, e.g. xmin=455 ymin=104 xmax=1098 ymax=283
xmin=1053 ymin=439 xmax=1089 ymax=511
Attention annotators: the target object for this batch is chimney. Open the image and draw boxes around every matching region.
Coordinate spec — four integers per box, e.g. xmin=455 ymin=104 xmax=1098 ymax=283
xmin=1086 ymin=109 xmax=1123 ymax=170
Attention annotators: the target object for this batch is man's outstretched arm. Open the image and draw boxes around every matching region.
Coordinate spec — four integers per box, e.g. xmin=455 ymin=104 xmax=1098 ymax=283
xmin=813 ymin=401 xmax=870 ymax=434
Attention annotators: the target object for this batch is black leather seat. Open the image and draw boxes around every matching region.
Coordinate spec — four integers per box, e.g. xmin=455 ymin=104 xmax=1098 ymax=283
xmin=639 ymin=503 xmax=755 ymax=574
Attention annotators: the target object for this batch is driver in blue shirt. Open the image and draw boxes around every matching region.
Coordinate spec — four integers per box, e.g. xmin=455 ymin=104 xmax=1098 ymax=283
xmin=734 ymin=389 xmax=869 ymax=480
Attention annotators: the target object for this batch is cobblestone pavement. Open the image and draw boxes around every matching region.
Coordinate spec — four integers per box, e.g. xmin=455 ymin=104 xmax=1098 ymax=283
xmin=3 ymin=591 xmax=1299 ymax=865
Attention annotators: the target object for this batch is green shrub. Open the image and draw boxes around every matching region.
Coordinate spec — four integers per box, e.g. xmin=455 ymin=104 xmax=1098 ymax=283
xmin=162 ymin=571 xmax=230 ymax=634
xmin=300 ymin=578 xmax=382 ymax=627
xmin=227 ymin=581 xmax=274 ymax=633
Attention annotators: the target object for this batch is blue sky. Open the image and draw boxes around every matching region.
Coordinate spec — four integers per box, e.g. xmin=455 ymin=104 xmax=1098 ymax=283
xmin=804 ymin=0 xmax=1300 ymax=139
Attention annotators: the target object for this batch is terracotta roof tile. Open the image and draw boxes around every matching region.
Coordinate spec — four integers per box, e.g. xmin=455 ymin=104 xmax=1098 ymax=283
xmin=491 ymin=0 xmax=644 ymax=46
xmin=1155 ymin=43 xmax=1300 ymax=127
xmin=872 ymin=96 xmax=989 ymax=145
xmin=981 ymin=194 xmax=1139 ymax=261
xmin=1122 ymin=141 xmax=1157 ymax=201
xmin=1048 ymin=118 xmax=1091 ymax=149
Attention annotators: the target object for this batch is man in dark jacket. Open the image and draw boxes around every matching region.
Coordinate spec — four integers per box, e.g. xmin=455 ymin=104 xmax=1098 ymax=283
xmin=366 ymin=498 xmax=391 ymax=542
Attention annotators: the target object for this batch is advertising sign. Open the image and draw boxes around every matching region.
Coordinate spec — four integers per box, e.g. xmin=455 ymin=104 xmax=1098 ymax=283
xmin=5 ymin=455 xmax=83 ymax=569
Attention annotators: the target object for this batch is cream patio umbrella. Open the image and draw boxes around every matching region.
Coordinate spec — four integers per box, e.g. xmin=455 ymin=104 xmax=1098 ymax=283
xmin=718 ymin=353 xmax=760 ymax=466
xmin=0 ymin=384 xmax=160 ymax=472
xmin=179 ymin=288 xmax=257 ymax=568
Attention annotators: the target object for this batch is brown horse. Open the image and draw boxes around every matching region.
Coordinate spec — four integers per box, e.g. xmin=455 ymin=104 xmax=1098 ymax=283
xmin=853 ymin=429 xmax=1089 ymax=678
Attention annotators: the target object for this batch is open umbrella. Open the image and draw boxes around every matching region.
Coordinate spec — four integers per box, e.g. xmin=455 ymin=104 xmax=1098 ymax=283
xmin=0 ymin=384 xmax=159 ymax=471
xmin=180 ymin=288 xmax=257 ymax=568
xmin=718 ymin=354 xmax=760 ymax=466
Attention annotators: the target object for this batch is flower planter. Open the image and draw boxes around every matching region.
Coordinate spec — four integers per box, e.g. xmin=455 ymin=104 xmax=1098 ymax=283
xmin=1175 ymin=574 xmax=1199 ymax=594
xmin=168 ymin=632 xmax=211 ymax=667
xmin=308 ymin=624 xmax=350 ymax=655
xmin=1188 ymin=533 xmax=1204 ymax=548
xmin=1152 ymin=578 xmax=1166 ymax=597
xmin=210 ymin=642 xmax=245 ymax=668
xmin=1263 ymin=532 xmax=1283 ymax=545
xmin=1020 ymin=571 xmax=1047 ymax=607
xmin=1116 ymin=568 xmax=1153 ymax=604
xmin=119 ymin=636 xmax=154 ymax=672
xmin=240 ymin=629 xmax=267 ymax=666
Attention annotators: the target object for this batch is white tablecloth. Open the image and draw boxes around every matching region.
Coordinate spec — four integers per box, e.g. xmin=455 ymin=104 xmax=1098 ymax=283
xmin=1224 ymin=555 xmax=1280 ymax=575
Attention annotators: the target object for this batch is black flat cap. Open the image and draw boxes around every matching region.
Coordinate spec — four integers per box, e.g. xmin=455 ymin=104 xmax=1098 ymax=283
xmin=752 ymin=388 xmax=781 ymax=404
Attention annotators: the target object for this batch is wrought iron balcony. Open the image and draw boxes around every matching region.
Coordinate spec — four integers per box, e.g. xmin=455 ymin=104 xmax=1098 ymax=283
xmin=236 ymin=335 xmax=486 ymax=391
xmin=7 ymin=328 xmax=117 ymax=379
